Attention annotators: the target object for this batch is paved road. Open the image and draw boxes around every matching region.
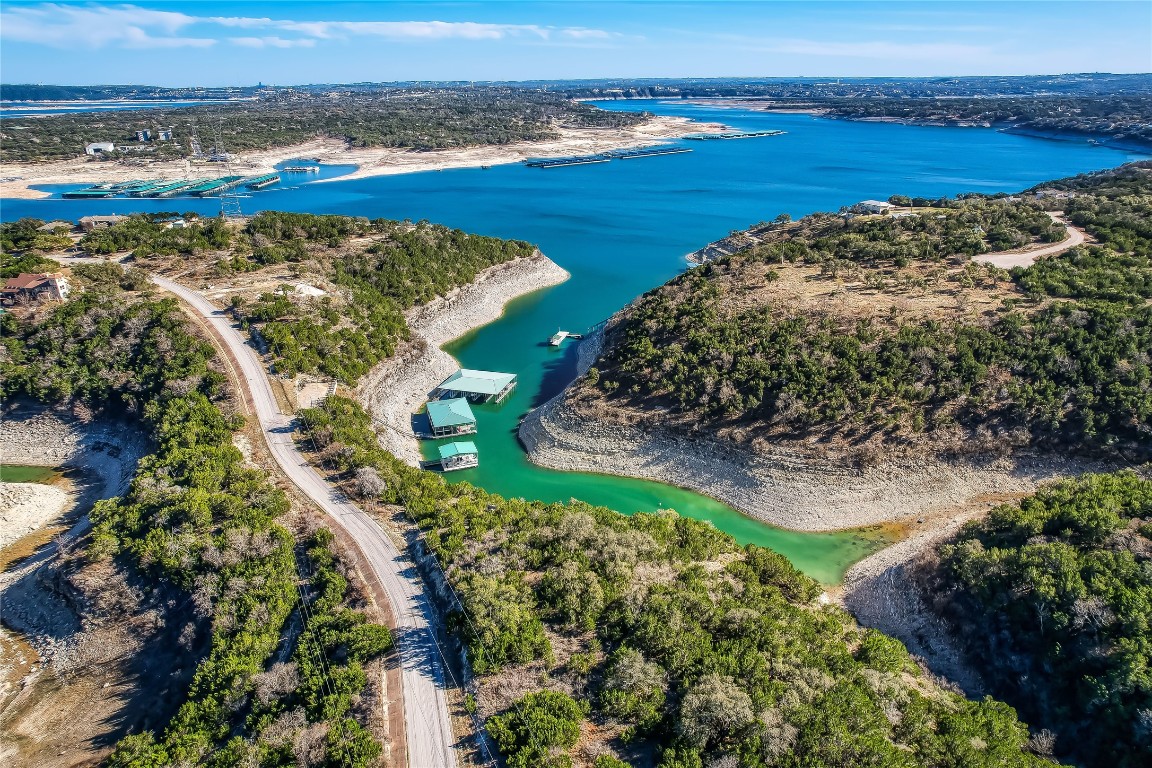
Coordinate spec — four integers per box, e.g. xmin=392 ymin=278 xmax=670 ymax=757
xmin=972 ymin=213 xmax=1086 ymax=269
xmin=152 ymin=276 xmax=458 ymax=768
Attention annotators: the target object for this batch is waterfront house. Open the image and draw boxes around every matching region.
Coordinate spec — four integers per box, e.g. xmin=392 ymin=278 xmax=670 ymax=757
xmin=84 ymin=142 xmax=115 ymax=155
xmin=426 ymin=397 xmax=477 ymax=438
xmin=433 ymin=369 xmax=517 ymax=403
xmin=855 ymin=200 xmax=896 ymax=215
xmin=438 ymin=441 xmax=479 ymax=471
xmin=79 ymin=215 xmax=128 ymax=232
xmin=36 ymin=220 xmax=74 ymax=233
xmin=1 ymin=272 xmax=71 ymax=305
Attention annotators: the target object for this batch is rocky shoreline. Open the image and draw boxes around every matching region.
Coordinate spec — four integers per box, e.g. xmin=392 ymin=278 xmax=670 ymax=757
xmin=0 ymin=404 xmax=147 ymax=666
xmin=519 ymin=374 xmax=1107 ymax=532
xmin=357 ymin=252 xmax=570 ymax=466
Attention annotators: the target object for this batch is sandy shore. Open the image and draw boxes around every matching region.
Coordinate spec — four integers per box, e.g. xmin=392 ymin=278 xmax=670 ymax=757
xmin=357 ymin=252 xmax=569 ymax=467
xmin=518 ymin=332 xmax=1110 ymax=533
xmin=0 ymin=114 xmax=727 ymax=200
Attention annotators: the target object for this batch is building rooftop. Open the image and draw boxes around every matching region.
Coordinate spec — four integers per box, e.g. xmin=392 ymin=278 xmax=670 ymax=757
xmin=426 ymin=397 xmax=476 ymax=428
xmin=438 ymin=441 xmax=479 ymax=459
xmin=3 ymin=272 xmax=64 ymax=291
xmin=859 ymin=199 xmax=894 ymax=208
xmin=438 ymin=368 xmax=517 ymax=396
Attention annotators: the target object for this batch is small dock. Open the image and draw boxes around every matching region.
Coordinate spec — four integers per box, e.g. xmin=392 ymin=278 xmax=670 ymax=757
xmin=548 ymin=330 xmax=584 ymax=346
xmin=683 ymin=130 xmax=786 ymax=140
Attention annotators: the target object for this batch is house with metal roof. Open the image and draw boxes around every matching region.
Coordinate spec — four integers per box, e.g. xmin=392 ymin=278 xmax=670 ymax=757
xmin=426 ymin=397 xmax=477 ymax=438
xmin=438 ymin=441 xmax=478 ymax=471
xmin=433 ymin=368 xmax=517 ymax=403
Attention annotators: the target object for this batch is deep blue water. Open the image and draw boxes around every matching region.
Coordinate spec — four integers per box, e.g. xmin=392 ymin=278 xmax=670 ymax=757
xmin=2 ymin=100 xmax=1144 ymax=580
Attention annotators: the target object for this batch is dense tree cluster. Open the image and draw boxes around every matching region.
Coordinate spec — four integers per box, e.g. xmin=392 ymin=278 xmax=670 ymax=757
xmin=79 ymin=213 xmax=228 ymax=256
xmin=0 ymin=88 xmax=648 ymax=162
xmin=0 ymin=286 xmax=391 ymax=767
xmin=0 ymin=217 xmax=72 ymax=260
xmin=233 ymin=213 xmax=536 ymax=383
xmin=298 ymin=396 xmax=1060 ymax=768
xmin=591 ymin=164 xmax=1152 ymax=457
xmin=933 ymin=471 xmax=1152 ymax=768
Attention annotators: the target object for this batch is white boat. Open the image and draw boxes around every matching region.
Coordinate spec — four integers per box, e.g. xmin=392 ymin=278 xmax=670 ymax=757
xmin=549 ymin=330 xmax=570 ymax=346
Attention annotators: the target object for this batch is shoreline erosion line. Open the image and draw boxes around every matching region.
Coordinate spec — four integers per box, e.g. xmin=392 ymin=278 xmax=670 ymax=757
xmin=357 ymin=251 xmax=570 ymax=467
xmin=518 ymin=328 xmax=1108 ymax=533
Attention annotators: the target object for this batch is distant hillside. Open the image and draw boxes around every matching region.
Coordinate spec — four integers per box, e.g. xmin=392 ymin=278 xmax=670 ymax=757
xmin=0 ymin=87 xmax=648 ymax=163
xmin=578 ymin=161 xmax=1152 ymax=463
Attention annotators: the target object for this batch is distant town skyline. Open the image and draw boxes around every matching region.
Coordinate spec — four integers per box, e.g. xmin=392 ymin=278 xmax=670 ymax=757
xmin=1 ymin=1 xmax=1149 ymax=86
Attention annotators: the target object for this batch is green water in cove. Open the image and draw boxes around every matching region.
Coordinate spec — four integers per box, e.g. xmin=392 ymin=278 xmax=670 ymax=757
xmin=6 ymin=100 xmax=1147 ymax=583
xmin=0 ymin=465 xmax=59 ymax=484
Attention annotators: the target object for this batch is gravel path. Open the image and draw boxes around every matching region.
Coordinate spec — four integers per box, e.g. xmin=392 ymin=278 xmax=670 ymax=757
xmin=357 ymin=252 xmax=570 ymax=466
xmin=972 ymin=212 xmax=1086 ymax=269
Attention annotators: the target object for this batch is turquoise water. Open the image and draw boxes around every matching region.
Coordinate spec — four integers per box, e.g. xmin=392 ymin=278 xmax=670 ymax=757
xmin=5 ymin=101 xmax=1144 ymax=583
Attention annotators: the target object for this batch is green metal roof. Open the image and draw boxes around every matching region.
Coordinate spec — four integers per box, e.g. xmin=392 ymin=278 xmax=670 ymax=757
xmin=426 ymin=397 xmax=476 ymax=428
xmin=438 ymin=368 xmax=516 ymax=396
xmin=438 ymin=441 xmax=478 ymax=459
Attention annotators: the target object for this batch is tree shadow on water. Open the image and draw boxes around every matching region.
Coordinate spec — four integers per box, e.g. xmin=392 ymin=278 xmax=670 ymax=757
xmin=531 ymin=343 xmax=580 ymax=409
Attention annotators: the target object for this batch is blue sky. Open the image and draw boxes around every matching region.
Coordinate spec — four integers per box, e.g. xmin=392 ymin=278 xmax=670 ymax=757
xmin=1 ymin=1 xmax=1149 ymax=86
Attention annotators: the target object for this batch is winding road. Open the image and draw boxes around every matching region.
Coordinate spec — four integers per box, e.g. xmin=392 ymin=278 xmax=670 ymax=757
xmin=151 ymin=276 xmax=459 ymax=768
xmin=971 ymin=212 xmax=1086 ymax=269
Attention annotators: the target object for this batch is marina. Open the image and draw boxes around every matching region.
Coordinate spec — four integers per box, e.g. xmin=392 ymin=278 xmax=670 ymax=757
xmin=606 ymin=146 xmax=693 ymax=159
xmin=245 ymin=173 xmax=281 ymax=190
xmin=524 ymin=155 xmax=611 ymax=168
xmin=684 ymin=129 xmax=786 ymax=140
xmin=59 ymin=172 xmax=285 ymax=200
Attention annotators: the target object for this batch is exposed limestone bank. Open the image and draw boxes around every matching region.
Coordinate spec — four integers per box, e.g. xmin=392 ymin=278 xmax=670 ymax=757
xmin=357 ymin=252 xmax=569 ymax=466
xmin=520 ymin=334 xmax=1110 ymax=531
xmin=840 ymin=509 xmax=986 ymax=696
xmin=0 ymin=405 xmax=147 ymax=665
xmin=0 ymin=484 xmax=71 ymax=552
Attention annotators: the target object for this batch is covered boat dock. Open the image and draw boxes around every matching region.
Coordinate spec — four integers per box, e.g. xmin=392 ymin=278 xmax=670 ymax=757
xmin=426 ymin=397 xmax=477 ymax=437
xmin=437 ymin=441 xmax=479 ymax=471
xmin=433 ymin=369 xmax=517 ymax=403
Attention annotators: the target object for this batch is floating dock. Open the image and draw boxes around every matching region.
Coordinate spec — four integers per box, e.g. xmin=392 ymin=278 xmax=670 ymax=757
xmin=186 ymin=175 xmax=247 ymax=196
xmin=607 ymin=146 xmax=693 ymax=160
xmin=245 ymin=173 xmax=281 ymax=190
xmin=155 ymin=178 xmax=211 ymax=197
xmin=684 ymin=130 xmax=786 ymax=140
xmin=62 ymin=187 xmax=117 ymax=199
xmin=136 ymin=179 xmax=194 ymax=198
xmin=525 ymin=155 xmax=612 ymax=169
xmin=548 ymin=330 xmax=585 ymax=346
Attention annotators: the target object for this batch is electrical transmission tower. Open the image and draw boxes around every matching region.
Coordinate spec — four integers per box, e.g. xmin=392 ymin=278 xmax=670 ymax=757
xmin=213 ymin=115 xmax=243 ymax=219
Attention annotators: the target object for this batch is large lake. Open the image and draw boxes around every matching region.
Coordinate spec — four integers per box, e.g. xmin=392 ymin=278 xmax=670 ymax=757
xmin=4 ymin=100 xmax=1145 ymax=582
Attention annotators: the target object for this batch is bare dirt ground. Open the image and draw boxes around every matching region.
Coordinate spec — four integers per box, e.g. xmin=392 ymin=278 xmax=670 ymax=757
xmin=0 ymin=115 xmax=727 ymax=200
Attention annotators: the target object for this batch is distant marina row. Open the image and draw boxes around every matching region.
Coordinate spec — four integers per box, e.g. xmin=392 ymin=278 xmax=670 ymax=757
xmin=522 ymin=131 xmax=785 ymax=168
xmin=62 ymin=173 xmax=283 ymax=199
